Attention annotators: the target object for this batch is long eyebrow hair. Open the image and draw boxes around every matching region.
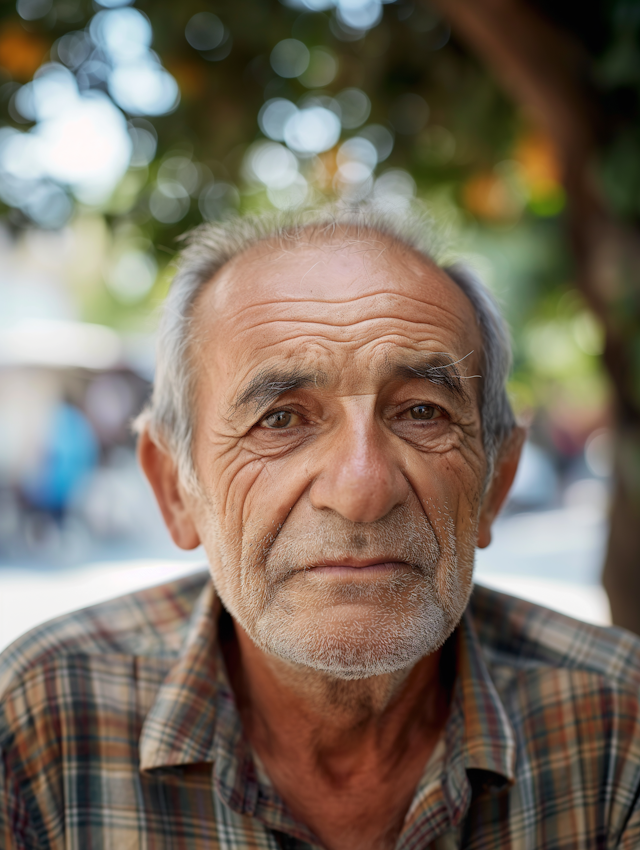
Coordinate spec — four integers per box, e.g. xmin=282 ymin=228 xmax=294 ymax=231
xmin=389 ymin=351 xmax=478 ymax=401
xmin=229 ymin=351 xmax=478 ymax=419
xmin=230 ymin=368 xmax=325 ymax=416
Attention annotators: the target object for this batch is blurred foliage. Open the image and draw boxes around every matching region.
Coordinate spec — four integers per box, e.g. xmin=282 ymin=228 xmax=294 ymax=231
xmin=0 ymin=0 xmax=624 ymax=446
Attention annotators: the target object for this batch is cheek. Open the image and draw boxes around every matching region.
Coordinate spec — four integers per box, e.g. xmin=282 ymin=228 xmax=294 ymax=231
xmin=410 ymin=453 xmax=481 ymax=617
xmin=199 ymin=450 xmax=315 ymax=630
xmin=409 ymin=448 xmax=485 ymax=535
xmin=205 ymin=445 xmax=313 ymax=543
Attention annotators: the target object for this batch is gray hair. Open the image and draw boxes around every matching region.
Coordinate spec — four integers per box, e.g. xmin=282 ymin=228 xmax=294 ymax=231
xmin=135 ymin=205 xmax=515 ymax=491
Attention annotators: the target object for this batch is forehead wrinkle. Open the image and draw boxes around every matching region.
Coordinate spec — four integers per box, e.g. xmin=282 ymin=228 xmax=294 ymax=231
xmin=206 ymin=242 xmax=471 ymax=325
xmin=221 ymin=293 xmax=472 ymax=335
xmin=213 ymin=235 xmax=434 ymax=306
xmin=196 ymin=237 xmax=483 ymax=402
xmin=225 ymin=296 xmax=471 ymax=333
xmin=224 ymin=288 xmax=450 ymax=310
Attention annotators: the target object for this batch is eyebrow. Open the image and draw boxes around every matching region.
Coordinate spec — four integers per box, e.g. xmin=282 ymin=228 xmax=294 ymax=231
xmin=388 ymin=351 xmax=477 ymax=401
xmin=230 ymin=368 xmax=324 ymax=416
xmin=229 ymin=351 xmax=477 ymax=419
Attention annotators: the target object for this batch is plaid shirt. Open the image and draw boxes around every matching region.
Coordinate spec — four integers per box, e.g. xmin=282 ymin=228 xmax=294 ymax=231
xmin=1 ymin=570 xmax=640 ymax=849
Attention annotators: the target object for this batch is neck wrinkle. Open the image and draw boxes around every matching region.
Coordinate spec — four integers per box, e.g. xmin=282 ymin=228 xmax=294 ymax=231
xmin=230 ymin=620 xmax=449 ymax=772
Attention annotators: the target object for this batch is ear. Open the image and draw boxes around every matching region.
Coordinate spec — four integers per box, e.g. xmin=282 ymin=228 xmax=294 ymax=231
xmin=477 ymin=426 xmax=526 ymax=549
xmin=137 ymin=429 xmax=201 ymax=550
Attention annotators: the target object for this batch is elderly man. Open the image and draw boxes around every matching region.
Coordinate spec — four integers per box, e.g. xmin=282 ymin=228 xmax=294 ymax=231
xmin=1 ymin=209 xmax=640 ymax=850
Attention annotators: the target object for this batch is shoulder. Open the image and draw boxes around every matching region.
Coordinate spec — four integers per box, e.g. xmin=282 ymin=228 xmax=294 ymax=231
xmin=470 ymin=584 xmax=640 ymax=841
xmin=470 ymin=582 xmax=640 ymax=687
xmin=465 ymin=586 xmax=640 ymax=846
xmin=0 ymin=568 xmax=209 ymax=702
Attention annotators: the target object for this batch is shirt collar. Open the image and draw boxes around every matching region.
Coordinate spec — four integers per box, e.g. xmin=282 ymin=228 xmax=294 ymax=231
xmin=139 ymin=580 xmax=266 ymax=818
xmin=139 ymin=580 xmax=223 ymax=771
xmin=457 ymin=604 xmax=516 ymax=783
xmin=401 ymin=603 xmax=516 ymax=839
xmin=139 ymin=579 xmax=516 ymax=817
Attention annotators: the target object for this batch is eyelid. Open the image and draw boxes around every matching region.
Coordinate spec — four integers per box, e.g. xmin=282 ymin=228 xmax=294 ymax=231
xmin=261 ymin=404 xmax=296 ymax=419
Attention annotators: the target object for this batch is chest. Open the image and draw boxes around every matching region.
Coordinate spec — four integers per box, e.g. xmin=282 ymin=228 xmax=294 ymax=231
xmin=52 ymin=762 xmax=618 ymax=850
xmin=253 ymin=743 xmax=437 ymax=850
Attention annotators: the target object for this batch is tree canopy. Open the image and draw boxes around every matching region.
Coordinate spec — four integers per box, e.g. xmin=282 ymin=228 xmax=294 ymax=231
xmin=0 ymin=0 xmax=603 ymax=423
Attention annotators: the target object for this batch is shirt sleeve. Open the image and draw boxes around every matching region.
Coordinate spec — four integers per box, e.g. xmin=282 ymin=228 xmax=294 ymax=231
xmin=0 ymin=746 xmax=42 ymax=850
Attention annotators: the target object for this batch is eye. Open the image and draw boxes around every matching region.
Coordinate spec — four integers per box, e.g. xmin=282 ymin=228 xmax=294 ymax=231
xmin=260 ymin=410 xmax=301 ymax=429
xmin=405 ymin=404 xmax=442 ymax=421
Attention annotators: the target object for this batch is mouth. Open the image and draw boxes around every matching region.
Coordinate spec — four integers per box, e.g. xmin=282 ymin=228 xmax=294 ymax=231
xmin=305 ymin=559 xmax=414 ymax=579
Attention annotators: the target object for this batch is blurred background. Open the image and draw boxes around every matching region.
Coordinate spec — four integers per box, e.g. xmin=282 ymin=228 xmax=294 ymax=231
xmin=1 ymin=0 xmax=639 ymax=650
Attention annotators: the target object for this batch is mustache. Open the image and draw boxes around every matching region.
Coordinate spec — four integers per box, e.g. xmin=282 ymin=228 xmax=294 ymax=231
xmin=260 ymin=503 xmax=443 ymax=581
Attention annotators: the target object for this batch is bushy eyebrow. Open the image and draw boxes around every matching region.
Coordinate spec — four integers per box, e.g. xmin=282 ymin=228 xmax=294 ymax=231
xmin=230 ymin=368 xmax=325 ymax=416
xmin=229 ymin=351 xmax=477 ymax=419
xmin=388 ymin=351 xmax=477 ymax=401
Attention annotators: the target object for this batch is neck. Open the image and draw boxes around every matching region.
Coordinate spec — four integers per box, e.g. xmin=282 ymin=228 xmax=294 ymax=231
xmin=225 ymin=621 xmax=450 ymax=774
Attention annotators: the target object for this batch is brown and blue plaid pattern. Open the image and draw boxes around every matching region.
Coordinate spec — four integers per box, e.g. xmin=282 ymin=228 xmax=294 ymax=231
xmin=2 ymin=569 xmax=640 ymax=849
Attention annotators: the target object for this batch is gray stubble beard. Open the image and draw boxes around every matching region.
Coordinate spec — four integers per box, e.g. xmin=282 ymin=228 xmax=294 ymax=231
xmin=207 ymin=500 xmax=476 ymax=681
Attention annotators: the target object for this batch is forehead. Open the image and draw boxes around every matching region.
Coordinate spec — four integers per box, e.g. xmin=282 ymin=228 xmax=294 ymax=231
xmin=192 ymin=233 xmax=483 ymax=393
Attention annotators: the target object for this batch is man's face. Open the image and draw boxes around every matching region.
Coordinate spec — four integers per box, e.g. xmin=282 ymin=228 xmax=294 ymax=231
xmin=186 ymin=234 xmax=487 ymax=678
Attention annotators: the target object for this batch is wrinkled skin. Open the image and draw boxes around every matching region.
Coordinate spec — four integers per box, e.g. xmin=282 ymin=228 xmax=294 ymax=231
xmin=139 ymin=231 xmax=523 ymax=850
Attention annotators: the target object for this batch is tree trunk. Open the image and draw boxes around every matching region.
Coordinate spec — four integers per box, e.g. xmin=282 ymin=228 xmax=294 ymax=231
xmin=429 ymin=0 xmax=640 ymax=633
xmin=603 ymin=449 xmax=640 ymax=634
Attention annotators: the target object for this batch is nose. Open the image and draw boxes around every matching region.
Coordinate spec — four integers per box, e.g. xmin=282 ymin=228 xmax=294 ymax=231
xmin=309 ymin=411 xmax=410 ymax=523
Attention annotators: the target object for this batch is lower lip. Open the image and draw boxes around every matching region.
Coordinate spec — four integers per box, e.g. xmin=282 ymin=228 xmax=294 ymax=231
xmin=308 ymin=562 xmax=411 ymax=578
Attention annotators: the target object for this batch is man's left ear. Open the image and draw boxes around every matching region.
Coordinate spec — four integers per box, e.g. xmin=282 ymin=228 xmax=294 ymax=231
xmin=477 ymin=426 xmax=526 ymax=549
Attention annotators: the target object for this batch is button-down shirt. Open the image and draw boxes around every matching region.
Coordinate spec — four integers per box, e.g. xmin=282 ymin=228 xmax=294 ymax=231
xmin=1 ymin=569 xmax=640 ymax=849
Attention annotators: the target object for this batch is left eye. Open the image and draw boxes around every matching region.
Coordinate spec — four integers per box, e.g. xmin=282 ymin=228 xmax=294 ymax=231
xmin=406 ymin=404 xmax=441 ymax=420
xmin=261 ymin=410 xmax=299 ymax=429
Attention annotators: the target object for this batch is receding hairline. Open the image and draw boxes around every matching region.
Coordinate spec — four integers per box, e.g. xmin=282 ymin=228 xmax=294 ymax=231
xmin=189 ymin=221 xmax=475 ymax=331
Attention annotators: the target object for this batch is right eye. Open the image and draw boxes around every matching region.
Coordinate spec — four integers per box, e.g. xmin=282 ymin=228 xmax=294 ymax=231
xmin=260 ymin=410 xmax=301 ymax=429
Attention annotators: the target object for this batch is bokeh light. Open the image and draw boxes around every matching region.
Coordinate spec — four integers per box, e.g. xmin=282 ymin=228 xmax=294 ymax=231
xmin=185 ymin=13 xmax=225 ymax=52
xmin=283 ymin=105 xmax=341 ymax=153
xmin=336 ymin=0 xmax=382 ymax=31
xmin=244 ymin=141 xmax=300 ymax=189
xmin=337 ymin=136 xmax=378 ymax=182
xmin=335 ymin=87 xmax=370 ymax=129
xmin=149 ymin=182 xmax=190 ymax=223
xmin=94 ymin=0 xmax=135 ymax=7
xmin=0 ymin=63 xmax=131 ymax=211
xmin=298 ymin=47 xmax=338 ymax=88
xmin=157 ymin=156 xmax=200 ymax=196
xmin=373 ymin=168 xmax=416 ymax=208
xmin=108 ymin=61 xmax=179 ymax=116
xmin=55 ymin=31 xmax=92 ymax=69
xmin=90 ymin=8 xmax=152 ymax=61
xmin=16 ymin=0 xmax=52 ymax=21
xmin=270 ymin=38 xmax=311 ymax=78
xmin=128 ymin=120 xmax=157 ymax=167
xmin=198 ymin=181 xmax=240 ymax=221
xmin=358 ymin=124 xmax=394 ymax=161
xmin=259 ymin=98 xmax=298 ymax=142
xmin=268 ymin=173 xmax=309 ymax=209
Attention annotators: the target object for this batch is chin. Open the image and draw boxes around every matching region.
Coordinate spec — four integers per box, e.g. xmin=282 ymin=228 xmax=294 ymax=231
xmin=253 ymin=600 xmax=456 ymax=679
